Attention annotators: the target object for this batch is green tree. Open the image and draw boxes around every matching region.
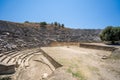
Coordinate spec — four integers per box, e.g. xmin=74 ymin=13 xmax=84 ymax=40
xmin=40 ymin=22 xmax=47 ymax=25
xmin=54 ymin=22 xmax=58 ymax=26
xmin=24 ymin=21 xmax=29 ymax=23
xmin=100 ymin=26 xmax=120 ymax=44
xmin=61 ymin=24 xmax=64 ymax=28
xmin=40 ymin=22 xmax=47 ymax=30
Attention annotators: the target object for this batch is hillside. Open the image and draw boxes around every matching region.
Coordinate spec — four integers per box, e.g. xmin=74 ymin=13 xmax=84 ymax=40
xmin=0 ymin=20 xmax=101 ymax=52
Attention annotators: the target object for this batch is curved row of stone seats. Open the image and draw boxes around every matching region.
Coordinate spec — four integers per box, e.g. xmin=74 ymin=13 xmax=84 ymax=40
xmin=0 ymin=55 xmax=8 ymax=62
xmin=1 ymin=50 xmax=16 ymax=55
xmin=6 ymin=51 xmax=29 ymax=64
xmin=0 ymin=50 xmax=16 ymax=57
xmin=0 ymin=51 xmax=18 ymax=63
xmin=12 ymin=50 xmax=36 ymax=64
xmin=0 ymin=51 xmax=17 ymax=63
xmin=21 ymin=52 xmax=42 ymax=67
xmin=0 ymin=51 xmax=26 ymax=65
xmin=21 ymin=54 xmax=34 ymax=67
xmin=0 ymin=48 xmax=40 ymax=66
xmin=0 ymin=48 xmax=43 ymax=75
xmin=15 ymin=50 xmax=41 ymax=67
xmin=7 ymin=49 xmax=40 ymax=65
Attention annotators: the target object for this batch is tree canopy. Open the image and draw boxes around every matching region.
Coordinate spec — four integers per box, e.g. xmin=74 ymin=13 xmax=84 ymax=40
xmin=40 ymin=22 xmax=47 ymax=25
xmin=100 ymin=26 xmax=120 ymax=44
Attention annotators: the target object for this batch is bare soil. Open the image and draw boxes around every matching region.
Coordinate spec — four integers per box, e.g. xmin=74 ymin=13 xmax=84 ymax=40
xmin=42 ymin=46 xmax=120 ymax=80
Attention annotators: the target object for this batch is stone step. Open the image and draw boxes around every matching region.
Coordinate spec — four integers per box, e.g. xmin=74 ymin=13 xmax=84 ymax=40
xmin=7 ymin=52 xmax=22 ymax=64
xmin=24 ymin=55 xmax=34 ymax=67
xmin=3 ymin=57 xmax=10 ymax=64
xmin=0 ymin=54 xmax=3 ymax=57
xmin=14 ymin=50 xmax=41 ymax=66
xmin=7 ymin=49 xmax=36 ymax=64
xmin=0 ymin=55 xmax=7 ymax=62
xmin=8 ymin=58 xmax=16 ymax=65
xmin=23 ymin=52 xmax=42 ymax=67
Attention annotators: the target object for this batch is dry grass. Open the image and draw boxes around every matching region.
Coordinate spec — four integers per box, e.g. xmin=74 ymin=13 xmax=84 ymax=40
xmin=42 ymin=46 xmax=120 ymax=80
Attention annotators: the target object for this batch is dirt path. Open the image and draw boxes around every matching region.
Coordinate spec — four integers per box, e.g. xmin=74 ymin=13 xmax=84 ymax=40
xmin=42 ymin=46 xmax=120 ymax=80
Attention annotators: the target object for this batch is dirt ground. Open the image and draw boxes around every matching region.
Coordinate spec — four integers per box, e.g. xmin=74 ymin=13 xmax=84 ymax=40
xmin=42 ymin=46 xmax=120 ymax=80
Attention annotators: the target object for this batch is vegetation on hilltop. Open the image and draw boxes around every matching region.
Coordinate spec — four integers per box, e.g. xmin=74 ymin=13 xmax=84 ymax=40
xmin=40 ymin=22 xmax=47 ymax=25
xmin=24 ymin=21 xmax=29 ymax=23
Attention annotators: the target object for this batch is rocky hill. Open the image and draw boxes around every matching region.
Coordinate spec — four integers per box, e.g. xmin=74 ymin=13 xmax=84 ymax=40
xmin=0 ymin=20 xmax=101 ymax=52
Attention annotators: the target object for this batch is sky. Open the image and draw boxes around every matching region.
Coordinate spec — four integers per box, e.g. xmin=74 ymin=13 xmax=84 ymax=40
xmin=0 ymin=0 xmax=120 ymax=29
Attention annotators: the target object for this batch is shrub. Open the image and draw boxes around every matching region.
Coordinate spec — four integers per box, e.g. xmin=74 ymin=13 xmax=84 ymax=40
xmin=54 ymin=22 xmax=58 ymax=26
xmin=40 ymin=22 xmax=47 ymax=25
xmin=61 ymin=24 xmax=64 ymax=28
xmin=100 ymin=26 xmax=120 ymax=44
xmin=39 ymin=22 xmax=47 ymax=29
xmin=24 ymin=21 xmax=29 ymax=23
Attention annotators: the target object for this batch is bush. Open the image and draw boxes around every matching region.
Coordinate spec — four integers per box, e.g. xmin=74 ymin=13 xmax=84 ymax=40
xmin=40 ymin=22 xmax=47 ymax=29
xmin=40 ymin=22 xmax=47 ymax=25
xmin=100 ymin=26 xmax=120 ymax=44
xmin=61 ymin=24 xmax=64 ymax=28
xmin=54 ymin=22 xmax=58 ymax=26
xmin=24 ymin=21 xmax=29 ymax=23
xmin=53 ymin=22 xmax=65 ymax=28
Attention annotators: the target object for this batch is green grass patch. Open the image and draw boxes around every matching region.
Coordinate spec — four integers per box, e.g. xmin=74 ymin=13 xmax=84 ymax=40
xmin=67 ymin=68 xmax=86 ymax=80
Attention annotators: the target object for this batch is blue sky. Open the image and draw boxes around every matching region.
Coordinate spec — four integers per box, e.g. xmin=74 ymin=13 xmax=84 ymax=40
xmin=0 ymin=0 xmax=120 ymax=29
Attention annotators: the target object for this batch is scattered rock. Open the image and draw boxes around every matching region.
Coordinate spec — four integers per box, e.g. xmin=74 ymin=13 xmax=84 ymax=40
xmin=4 ymin=44 xmax=17 ymax=50
xmin=101 ymin=55 xmax=108 ymax=59
xmin=42 ymin=73 xmax=48 ymax=79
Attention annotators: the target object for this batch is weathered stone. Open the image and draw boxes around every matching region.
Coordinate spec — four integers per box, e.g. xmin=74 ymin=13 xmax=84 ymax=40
xmin=0 ymin=64 xmax=15 ymax=75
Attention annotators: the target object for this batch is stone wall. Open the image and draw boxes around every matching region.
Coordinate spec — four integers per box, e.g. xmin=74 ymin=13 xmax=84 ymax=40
xmin=40 ymin=48 xmax=62 ymax=69
xmin=0 ymin=64 xmax=15 ymax=75
xmin=80 ymin=43 xmax=117 ymax=51
xmin=49 ymin=41 xmax=80 ymax=47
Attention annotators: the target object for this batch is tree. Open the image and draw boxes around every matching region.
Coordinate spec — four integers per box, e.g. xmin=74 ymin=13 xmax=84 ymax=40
xmin=100 ymin=26 xmax=120 ymax=44
xmin=24 ymin=21 xmax=29 ymax=23
xmin=54 ymin=22 xmax=58 ymax=26
xmin=61 ymin=24 xmax=64 ymax=28
xmin=40 ymin=22 xmax=47 ymax=25
xmin=40 ymin=22 xmax=47 ymax=30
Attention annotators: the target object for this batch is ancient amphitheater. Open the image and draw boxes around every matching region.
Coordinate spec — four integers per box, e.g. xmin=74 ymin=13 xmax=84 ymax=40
xmin=0 ymin=20 xmax=120 ymax=80
xmin=0 ymin=42 xmax=120 ymax=80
